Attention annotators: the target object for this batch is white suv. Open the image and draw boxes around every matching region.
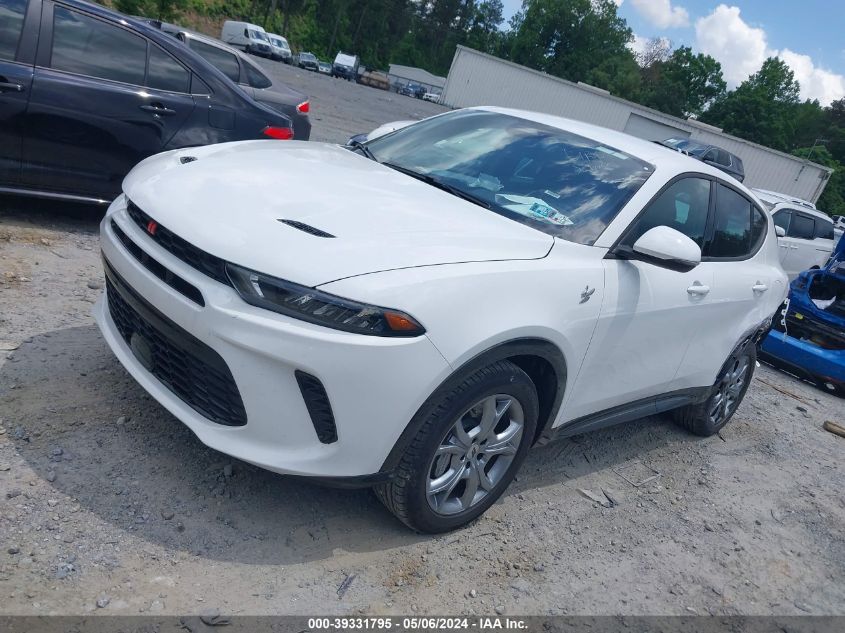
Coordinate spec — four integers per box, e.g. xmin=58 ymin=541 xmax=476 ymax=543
xmin=753 ymin=189 xmax=836 ymax=278
xmin=95 ymin=108 xmax=787 ymax=532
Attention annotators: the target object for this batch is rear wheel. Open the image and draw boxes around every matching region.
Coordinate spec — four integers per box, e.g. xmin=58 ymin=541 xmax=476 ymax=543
xmin=673 ymin=344 xmax=756 ymax=436
xmin=375 ymin=361 xmax=538 ymax=533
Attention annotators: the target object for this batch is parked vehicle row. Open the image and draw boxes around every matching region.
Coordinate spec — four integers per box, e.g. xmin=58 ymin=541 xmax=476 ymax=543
xmin=0 ymin=0 xmax=296 ymax=205
xmin=96 ymin=107 xmax=787 ymax=532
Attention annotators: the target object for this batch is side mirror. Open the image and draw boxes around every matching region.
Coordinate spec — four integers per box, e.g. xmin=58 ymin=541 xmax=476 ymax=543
xmin=626 ymin=226 xmax=701 ymax=272
xmin=775 ymin=225 xmax=786 ymax=237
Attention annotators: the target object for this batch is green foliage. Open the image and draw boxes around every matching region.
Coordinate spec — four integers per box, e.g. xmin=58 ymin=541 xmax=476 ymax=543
xmin=114 ymin=0 xmax=188 ymax=21
xmin=509 ymin=0 xmax=632 ymax=84
xmin=791 ymin=146 xmax=845 ymax=216
xmin=640 ymin=46 xmax=725 ymax=118
xmin=702 ymin=57 xmax=804 ymax=151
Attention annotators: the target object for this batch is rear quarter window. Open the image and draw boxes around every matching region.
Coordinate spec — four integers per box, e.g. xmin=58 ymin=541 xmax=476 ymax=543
xmin=815 ymin=218 xmax=835 ymax=240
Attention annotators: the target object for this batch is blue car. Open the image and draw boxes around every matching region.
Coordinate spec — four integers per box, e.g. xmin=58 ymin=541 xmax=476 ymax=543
xmin=760 ymin=234 xmax=845 ymax=395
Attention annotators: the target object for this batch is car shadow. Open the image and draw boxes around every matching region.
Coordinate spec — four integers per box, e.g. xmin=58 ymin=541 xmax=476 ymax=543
xmin=2 ymin=324 xmax=690 ymax=565
xmin=0 ymin=194 xmax=106 ymax=232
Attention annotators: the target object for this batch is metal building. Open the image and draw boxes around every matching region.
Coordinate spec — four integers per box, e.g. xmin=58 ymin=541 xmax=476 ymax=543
xmin=441 ymin=46 xmax=832 ymax=203
xmin=388 ymin=64 xmax=446 ymax=95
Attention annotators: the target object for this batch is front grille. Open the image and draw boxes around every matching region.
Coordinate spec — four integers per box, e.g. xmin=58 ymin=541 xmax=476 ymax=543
xmin=104 ymin=259 xmax=247 ymax=426
xmin=295 ymin=370 xmax=337 ymax=443
xmin=111 ymin=221 xmax=204 ymax=306
xmin=126 ymin=200 xmax=229 ymax=285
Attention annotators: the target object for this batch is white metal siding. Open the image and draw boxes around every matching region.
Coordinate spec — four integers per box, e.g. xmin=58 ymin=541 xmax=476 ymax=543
xmin=624 ymin=113 xmax=690 ymax=141
xmin=441 ymin=47 xmax=832 ymax=203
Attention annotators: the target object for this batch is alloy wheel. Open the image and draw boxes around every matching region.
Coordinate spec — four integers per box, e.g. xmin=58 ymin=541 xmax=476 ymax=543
xmin=426 ymin=394 xmax=524 ymax=515
xmin=708 ymin=356 xmax=750 ymax=426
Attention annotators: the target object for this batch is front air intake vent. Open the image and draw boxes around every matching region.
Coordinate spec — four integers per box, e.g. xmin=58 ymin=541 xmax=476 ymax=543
xmin=295 ymin=371 xmax=338 ymax=444
xmin=180 ymin=156 xmax=197 ymax=164
xmin=277 ymin=219 xmax=335 ymax=238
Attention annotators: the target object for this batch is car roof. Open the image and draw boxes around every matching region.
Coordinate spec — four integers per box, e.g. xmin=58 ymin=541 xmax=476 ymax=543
xmin=751 ymin=188 xmax=818 ymax=210
xmin=474 ymin=106 xmax=742 ymax=182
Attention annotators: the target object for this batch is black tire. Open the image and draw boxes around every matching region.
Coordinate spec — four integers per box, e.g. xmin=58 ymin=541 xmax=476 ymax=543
xmin=673 ymin=343 xmax=756 ymax=436
xmin=375 ymin=360 xmax=538 ymax=533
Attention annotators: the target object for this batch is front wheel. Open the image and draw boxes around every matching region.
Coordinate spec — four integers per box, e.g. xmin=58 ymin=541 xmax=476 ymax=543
xmin=375 ymin=361 xmax=538 ymax=533
xmin=673 ymin=344 xmax=756 ymax=436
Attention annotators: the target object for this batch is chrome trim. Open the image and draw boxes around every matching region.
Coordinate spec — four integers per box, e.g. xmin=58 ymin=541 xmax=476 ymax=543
xmin=0 ymin=186 xmax=111 ymax=206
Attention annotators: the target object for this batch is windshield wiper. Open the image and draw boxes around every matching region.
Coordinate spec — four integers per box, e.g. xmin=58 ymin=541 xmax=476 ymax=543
xmin=381 ymin=162 xmax=491 ymax=209
xmin=347 ymin=140 xmax=376 ymax=161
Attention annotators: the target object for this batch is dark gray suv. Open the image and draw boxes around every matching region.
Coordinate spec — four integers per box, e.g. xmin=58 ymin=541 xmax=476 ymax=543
xmin=659 ymin=138 xmax=746 ymax=182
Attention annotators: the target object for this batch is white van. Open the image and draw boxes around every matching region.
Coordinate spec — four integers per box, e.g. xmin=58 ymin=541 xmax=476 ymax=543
xmin=753 ymin=188 xmax=836 ymax=278
xmin=221 ymin=21 xmax=272 ymax=58
xmin=266 ymin=33 xmax=292 ymax=63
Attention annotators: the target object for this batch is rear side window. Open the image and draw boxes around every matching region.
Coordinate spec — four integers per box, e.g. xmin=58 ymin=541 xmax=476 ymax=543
xmin=705 ymin=183 xmax=761 ymax=259
xmin=716 ymin=149 xmax=732 ymax=166
xmin=147 ymin=45 xmax=190 ymax=93
xmin=243 ymin=61 xmax=271 ymax=89
xmin=0 ymin=0 xmax=27 ymax=61
xmin=788 ymin=213 xmax=815 ymax=240
xmin=815 ymin=218 xmax=835 ymax=240
xmin=625 ymin=178 xmax=711 ymax=247
xmin=190 ymin=39 xmax=240 ymax=83
xmin=51 ymin=6 xmax=147 ymax=85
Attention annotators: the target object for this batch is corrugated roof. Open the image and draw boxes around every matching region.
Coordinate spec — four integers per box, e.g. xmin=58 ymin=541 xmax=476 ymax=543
xmin=388 ymin=64 xmax=446 ymax=88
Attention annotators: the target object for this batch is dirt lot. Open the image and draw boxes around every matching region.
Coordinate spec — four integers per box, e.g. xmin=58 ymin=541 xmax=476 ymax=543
xmin=1 ymin=59 xmax=844 ymax=618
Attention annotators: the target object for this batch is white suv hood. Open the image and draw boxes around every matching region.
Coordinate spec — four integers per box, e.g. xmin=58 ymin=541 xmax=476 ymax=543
xmin=122 ymin=141 xmax=553 ymax=286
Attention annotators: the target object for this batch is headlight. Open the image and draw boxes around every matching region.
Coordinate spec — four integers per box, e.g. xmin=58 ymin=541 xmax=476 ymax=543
xmin=226 ymin=263 xmax=425 ymax=337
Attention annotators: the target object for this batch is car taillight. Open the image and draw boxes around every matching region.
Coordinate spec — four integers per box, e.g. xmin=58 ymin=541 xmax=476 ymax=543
xmin=296 ymin=101 xmax=309 ymax=114
xmin=262 ymin=126 xmax=293 ymax=140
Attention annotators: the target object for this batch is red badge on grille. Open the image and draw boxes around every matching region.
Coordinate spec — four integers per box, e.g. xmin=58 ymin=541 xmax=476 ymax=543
xmin=146 ymin=220 xmax=158 ymax=235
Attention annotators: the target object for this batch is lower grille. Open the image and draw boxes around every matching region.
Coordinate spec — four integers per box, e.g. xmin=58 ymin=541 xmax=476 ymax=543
xmin=104 ymin=259 xmax=247 ymax=426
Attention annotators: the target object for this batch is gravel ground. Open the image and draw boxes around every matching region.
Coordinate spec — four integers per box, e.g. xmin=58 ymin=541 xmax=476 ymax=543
xmin=1 ymin=58 xmax=844 ymax=617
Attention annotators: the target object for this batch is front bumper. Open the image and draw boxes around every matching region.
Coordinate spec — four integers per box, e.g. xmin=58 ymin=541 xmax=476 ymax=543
xmin=94 ymin=196 xmax=452 ymax=478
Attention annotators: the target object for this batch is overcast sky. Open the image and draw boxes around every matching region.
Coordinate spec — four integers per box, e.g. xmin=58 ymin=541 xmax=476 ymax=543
xmin=499 ymin=0 xmax=845 ymax=105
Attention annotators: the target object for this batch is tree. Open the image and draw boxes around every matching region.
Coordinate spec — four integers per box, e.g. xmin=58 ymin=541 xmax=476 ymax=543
xmin=792 ymin=146 xmax=845 ymax=215
xmin=641 ymin=47 xmax=726 ymax=118
xmin=114 ymin=0 xmax=188 ymax=22
xmin=635 ymin=36 xmax=671 ymax=68
xmin=702 ymin=57 xmax=801 ymax=151
xmin=508 ymin=0 xmax=633 ymax=85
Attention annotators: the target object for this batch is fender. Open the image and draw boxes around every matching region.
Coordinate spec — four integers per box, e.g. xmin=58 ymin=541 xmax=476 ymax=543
xmin=378 ymin=338 xmax=567 ymax=474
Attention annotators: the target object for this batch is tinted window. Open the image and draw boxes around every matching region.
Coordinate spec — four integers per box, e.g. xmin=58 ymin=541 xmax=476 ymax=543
xmin=147 ymin=45 xmax=189 ymax=92
xmin=51 ymin=7 xmax=146 ymax=85
xmin=788 ymin=213 xmax=815 ymax=240
xmin=815 ymin=218 xmax=835 ymax=240
xmin=705 ymin=184 xmax=753 ymax=258
xmin=751 ymin=208 xmax=767 ymax=250
xmin=716 ymin=149 xmax=732 ymax=166
xmin=243 ymin=61 xmax=271 ymax=89
xmin=190 ymin=39 xmax=240 ymax=82
xmin=0 ymin=0 xmax=27 ymax=61
xmin=366 ymin=109 xmax=653 ymax=245
xmin=772 ymin=209 xmax=791 ymax=232
xmin=625 ymin=178 xmax=710 ymax=247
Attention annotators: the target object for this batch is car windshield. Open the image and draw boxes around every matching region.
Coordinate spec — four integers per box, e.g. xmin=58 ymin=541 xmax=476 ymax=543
xmin=250 ymin=30 xmax=268 ymax=41
xmin=301 ymin=53 xmax=316 ymax=61
xmin=663 ymin=138 xmax=708 ymax=157
xmin=364 ymin=110 xmax=653 ymax=245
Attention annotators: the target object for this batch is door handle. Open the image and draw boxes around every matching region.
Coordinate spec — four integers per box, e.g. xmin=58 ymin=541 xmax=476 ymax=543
xmin=0 ymin=81 xmax=23 ymax=92
xmin=140 ymin=103 xmax=176 ymax=116
xmin=687 ymin=282 xmax=710 ymax=296
xmin=752 ymin=282 xmax=768 ymax=293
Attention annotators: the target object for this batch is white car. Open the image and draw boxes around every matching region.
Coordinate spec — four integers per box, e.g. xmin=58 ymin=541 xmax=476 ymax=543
xmin=95 ymin=107 xmax=787 ymax=532
xmin=422 ymin=92 xmax=441 ymax=103
xmin=752 ymin=189 xmax=836 ymax=279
